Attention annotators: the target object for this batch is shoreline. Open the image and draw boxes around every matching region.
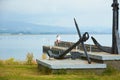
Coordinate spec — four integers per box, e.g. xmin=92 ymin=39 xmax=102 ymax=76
xmin=0 ymin=33 xmax=112 ymax=36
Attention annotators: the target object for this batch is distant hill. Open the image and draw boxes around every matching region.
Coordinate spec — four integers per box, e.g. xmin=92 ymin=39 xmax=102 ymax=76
xmin=0 ymin=21 xmax=76 ymax=34
xmin=0 ymin=21 xmax=113 ymax=34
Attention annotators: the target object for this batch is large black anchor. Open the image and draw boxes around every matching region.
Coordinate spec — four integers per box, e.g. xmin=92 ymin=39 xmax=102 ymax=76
xmin=91 ymin=0 xmax=120 ymax=54
xmin=47 ymin=18 xmax=91 ymax=64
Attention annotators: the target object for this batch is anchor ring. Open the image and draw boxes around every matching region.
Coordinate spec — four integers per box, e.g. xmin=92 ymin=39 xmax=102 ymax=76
xmin=82 ymin=32 xmax=89 ymax=42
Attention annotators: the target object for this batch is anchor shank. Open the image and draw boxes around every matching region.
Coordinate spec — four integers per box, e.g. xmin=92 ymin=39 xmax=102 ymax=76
xmin=112 ymin=0 xmax=119 ymax=54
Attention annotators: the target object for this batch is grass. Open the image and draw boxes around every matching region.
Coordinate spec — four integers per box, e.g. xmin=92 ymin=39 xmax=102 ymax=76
xmin=0 ymin=64 xmax=120 ymax=80
xmin=0 ymin=57 xmax=120 ymax=80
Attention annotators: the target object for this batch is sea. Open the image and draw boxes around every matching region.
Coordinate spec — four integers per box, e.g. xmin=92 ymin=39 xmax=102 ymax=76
xmin=0 ymin=34 xmax=112 ymax=60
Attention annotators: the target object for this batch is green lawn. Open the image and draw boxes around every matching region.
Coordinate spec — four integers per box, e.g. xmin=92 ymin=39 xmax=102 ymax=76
xmin=0 ymin=64 xmax=120 ymax=80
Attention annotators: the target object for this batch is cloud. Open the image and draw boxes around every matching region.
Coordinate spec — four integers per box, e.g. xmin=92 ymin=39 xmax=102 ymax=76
xmin=0 ymin=0 xmax=114 ymax=27
xmin=0 ymin=0 xmax=112 ymax=14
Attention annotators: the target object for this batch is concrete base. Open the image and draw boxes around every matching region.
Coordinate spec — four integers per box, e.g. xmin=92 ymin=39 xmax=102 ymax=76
xmin=43 ymin=46 xmax=120 ymax=70
xmin=78 ymin=52 xmax=120 ymax=70
xmin=81 ymin=52 xmax=120 ymax=60
xmin=36 ymin=59 xmax=106 ymax=74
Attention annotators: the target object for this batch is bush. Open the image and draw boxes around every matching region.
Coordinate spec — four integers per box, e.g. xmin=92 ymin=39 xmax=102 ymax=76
xmin=5 ymin=58 xmax=15 ymax=65
xmin=102 ymin=66 xmax=117 ymax=75
xmin=42 ymin=53 xmax=47 ymax=60
xmin=0 ymin=60 xmax=4 ymax=65
xmin=26 ymin=52 xmax=34 ymax=65
xmin=53 ymin=69 xmax=67 ymax=74
xmin=0 ymin=58 xmax=24 ymax=65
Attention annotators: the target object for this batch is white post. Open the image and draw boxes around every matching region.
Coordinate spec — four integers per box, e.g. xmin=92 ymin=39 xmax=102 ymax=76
xmin=76 ymin=46 xmax=78 ymax=51
xmin=90 ymin=45 xmax=91 ymax=53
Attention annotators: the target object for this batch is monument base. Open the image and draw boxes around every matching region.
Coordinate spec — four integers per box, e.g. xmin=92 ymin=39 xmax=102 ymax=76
xmin=43 ymin=45 xmax=120 ymax=70
xmin=36 ymin=59 xmax=106 ymax=74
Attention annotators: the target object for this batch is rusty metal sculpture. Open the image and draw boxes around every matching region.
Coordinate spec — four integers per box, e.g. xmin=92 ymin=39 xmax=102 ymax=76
xmin=91 ymin=0 xmax=120 ymax=54
xmin=47 ymin=18 xmax=91 ymax=64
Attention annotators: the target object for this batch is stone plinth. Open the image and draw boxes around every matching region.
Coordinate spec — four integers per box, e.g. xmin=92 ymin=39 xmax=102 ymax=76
xmin=36 ymin=59 xmax=106 ymax=74
xmin=43 ymin=45 xmax=120 ymax=70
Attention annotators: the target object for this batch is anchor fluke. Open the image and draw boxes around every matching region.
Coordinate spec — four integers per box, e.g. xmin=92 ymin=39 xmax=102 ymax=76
xmin=91 ymin=37 xmax=112 ymax=53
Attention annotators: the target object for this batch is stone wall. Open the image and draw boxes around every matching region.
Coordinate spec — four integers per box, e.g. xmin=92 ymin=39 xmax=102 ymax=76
xmin=43 ymin=41 xmax=110 ymax=53
xmin=56 ymin=41 xmax=110 ymax=52
xmin=43 ymin=46 xmax=64 ymax=54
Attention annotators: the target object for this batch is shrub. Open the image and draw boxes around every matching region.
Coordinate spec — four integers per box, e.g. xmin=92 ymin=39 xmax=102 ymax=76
xmin=53 ymin=69 xmax=67 ymax=74
xmin=5 ymin=58 xmax=15 ymax=65
xmin=42 ymin=53 xmax=47 ymax=60
xmin=26 ymin=52 xmax=34 ymax=65
xmin=0 ymin=59 xmax=4 ymax=65
xmin=102 ymin=66 xmax=117 ymax=75
xmin=0 ymin=58 xmax=24 ymax=65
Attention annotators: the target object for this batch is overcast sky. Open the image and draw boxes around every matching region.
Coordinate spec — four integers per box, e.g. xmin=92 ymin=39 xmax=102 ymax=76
xmin=0 ymin=0 xmax=116 ymax=28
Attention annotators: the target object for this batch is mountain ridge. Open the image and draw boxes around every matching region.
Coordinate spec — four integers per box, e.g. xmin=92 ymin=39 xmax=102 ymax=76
xmin=0 ymin=21 xmax=113 ymax=34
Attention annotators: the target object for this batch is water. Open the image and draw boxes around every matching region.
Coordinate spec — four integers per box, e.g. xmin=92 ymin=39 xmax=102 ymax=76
xmin=0 ymin=34 xmax=112 ymax=60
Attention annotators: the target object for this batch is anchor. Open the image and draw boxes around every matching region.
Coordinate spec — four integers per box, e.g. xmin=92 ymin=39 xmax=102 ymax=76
xmin=47 ymin=18 xmax=91 ymax=64
xmin=91 ymin=0 xmax=120 ymax=54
